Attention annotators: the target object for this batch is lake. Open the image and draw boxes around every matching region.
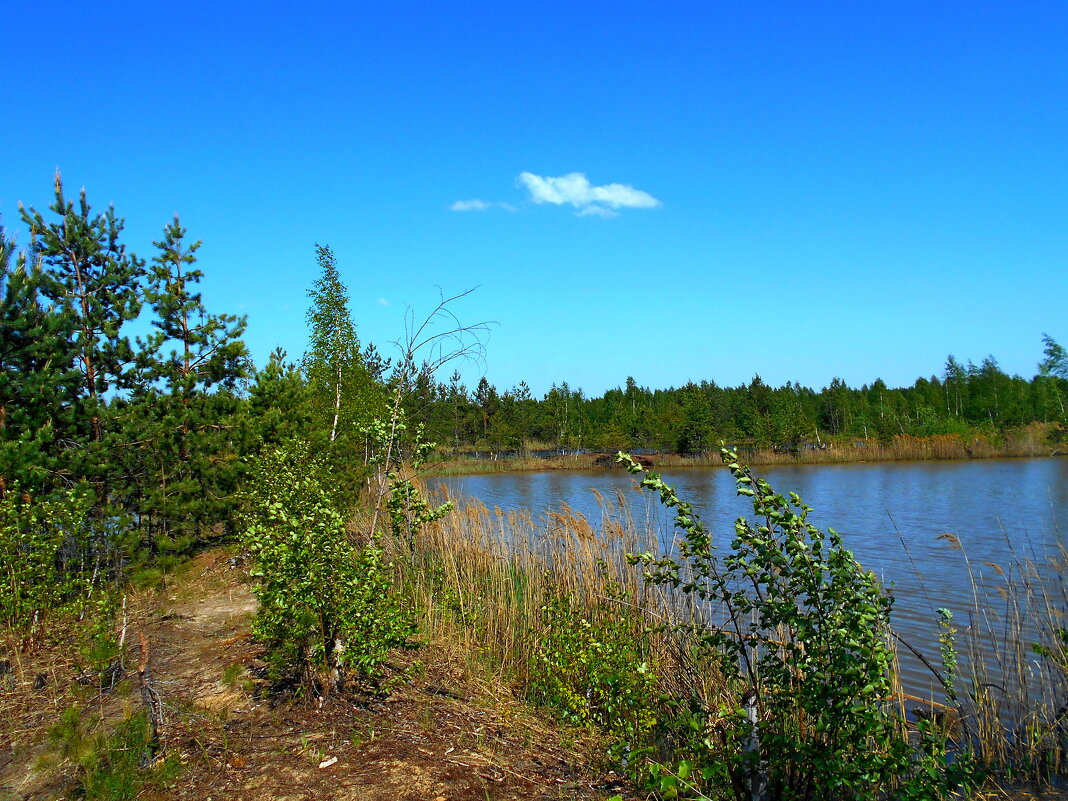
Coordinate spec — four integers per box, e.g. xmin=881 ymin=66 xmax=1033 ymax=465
xmin=428 ymin=457 xmax=1068 ymax=702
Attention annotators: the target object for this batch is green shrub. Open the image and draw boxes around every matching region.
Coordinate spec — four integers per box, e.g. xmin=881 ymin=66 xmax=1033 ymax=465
xmin=0 ymin=486 xmax=97 ymax=632
xmin=530 ymin=585 xmax=658 ymax=743
xmin=362 ymin=415 xmax=453 ymax=547
xmin=241 ymin=443 xmax=415 ymax=692
xmin=619 ymin=449 xmax=975 ymax=800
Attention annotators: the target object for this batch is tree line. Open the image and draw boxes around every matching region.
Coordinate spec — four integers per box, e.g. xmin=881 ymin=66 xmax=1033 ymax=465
xmin=404 ymin=345 xmax=1067 ymax=456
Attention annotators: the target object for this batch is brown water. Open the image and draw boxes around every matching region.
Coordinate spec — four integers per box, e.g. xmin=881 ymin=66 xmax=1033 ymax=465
xmin=429 ymin=458 xmax=1068 ymax=702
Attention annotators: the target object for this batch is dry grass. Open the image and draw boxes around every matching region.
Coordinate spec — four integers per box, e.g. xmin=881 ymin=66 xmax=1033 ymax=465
xmin=426 ymin=423 xmax=1063 ymax=475
xmin=739 ymin=423 xmax=1059 ymax=466
xmin=427 ymin=452 xmax=596 ymax=476
xmin=928 ymin=534 xmax=1068 ymax=778
xmin=377 ymin=484 xmax=732 ymax=714
xmin=384 ymin=489 xmax=648 ymax=680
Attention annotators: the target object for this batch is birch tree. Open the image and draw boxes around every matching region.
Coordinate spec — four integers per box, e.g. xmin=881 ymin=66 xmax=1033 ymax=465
xmin=302 ymin=245 xmax=376 ymax=444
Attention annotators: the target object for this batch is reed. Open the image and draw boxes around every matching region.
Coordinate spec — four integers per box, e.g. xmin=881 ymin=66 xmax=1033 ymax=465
xmin=382 ymin=487 xmax=658 ymax=681
xmin=426 ymin=423 xmax=1061 ymax=475
xmin=426 ymin=452 xmax=594 ymax=476
xmin=909 ymin=530 xmax=1068 ymax=781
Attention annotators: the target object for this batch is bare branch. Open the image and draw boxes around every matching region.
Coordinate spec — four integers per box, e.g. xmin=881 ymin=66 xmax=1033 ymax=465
xmin=370 ymin=288 xmax=496 ymax=536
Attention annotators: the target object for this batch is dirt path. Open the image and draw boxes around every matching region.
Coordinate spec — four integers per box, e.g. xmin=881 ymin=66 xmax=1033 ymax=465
xmin=135 ymin=550 xmax=631 ymax=801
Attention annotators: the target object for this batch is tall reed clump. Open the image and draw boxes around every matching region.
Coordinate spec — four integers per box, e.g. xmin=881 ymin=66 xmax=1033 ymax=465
xmin=386 ymin=488 xmax=661 ymax=685
xmin=921 ymin=529 xmax=1068 ymax=782
xmin=383 ymin=478 xmax=697 ymax=774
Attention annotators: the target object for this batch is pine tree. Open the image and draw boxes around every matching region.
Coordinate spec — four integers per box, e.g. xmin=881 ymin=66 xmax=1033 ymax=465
xmin=20 ymin=173 xmax=145 ymax=445
xmin=143 ymin=217 xmax=248 ymax=397
xmin=129 ymin=216 xmax=249 ymax=553
xmin=0 ymin=225 xmax=80 ymax=497
xmin=246 ymin=348 xmax=315 ymax=452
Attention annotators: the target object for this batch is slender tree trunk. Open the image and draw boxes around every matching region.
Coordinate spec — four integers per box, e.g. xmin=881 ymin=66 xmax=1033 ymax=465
xmin=330 ymin=363 xmax=341 ymax=442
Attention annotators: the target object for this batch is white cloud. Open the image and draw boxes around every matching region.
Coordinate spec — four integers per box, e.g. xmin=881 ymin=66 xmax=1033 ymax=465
xmin=517 ymin=172 xmax=660 ymax=216
xmin=451 ymin=199 xmax=491 ymax=211
xmin=577 ymin=205 xmax=618 ymax=218
xmin=377 ymin=298 xmax=389 ymax=306
xmin=450 ymin=199 xmax=516 ymax=212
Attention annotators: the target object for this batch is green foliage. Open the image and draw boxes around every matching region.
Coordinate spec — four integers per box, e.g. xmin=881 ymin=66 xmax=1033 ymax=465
xmin=142 ymin=216 xmax=248 ymax=395
xmin=245 ymin=348 xmax=315 ymax=452
xmin=20 ymin=172 xmax=145 ymax=443
xmin=241 ymin=443 xmax=415 ymax=691
xmin=364 ymin=416 xmax=453 ymax=544
xmin=1039 ymin=334 xmax=1067 ymax=379
xmin=0 ymin=486 xmax=97 ymax=631
xmin=896 ymin=718 xmax=980 ymax=801
xmin=302 ymin=244 xmax=385 ymax=447
xmin=50 ymin=705 xmax=178 ymax=800
xmin=7 ymin=177 xmax=253 ymax=569
xmin=529 ymin=588 xmax=658 ymax=742
xmin=1031 ymin=627 xmax=1068 ymax=669
xmin=618 ymin=449 xmax=974 ymax=800
xmin=0 ymin=225 xmax=81 ymax=496
xmin=937 ymin=608 xmax=959 ymax=703
xmin=398 ymin=338 xmax=1063 ymax=456
xmin=121 ymin=215 xmax=248 ymax=556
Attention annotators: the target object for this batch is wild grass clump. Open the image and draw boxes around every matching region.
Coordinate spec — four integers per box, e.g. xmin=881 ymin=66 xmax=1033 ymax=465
xmin=384 ymin=486 xmax=660 ymax=683
xmin=918 ymin=529 xmax=1068 ymax=782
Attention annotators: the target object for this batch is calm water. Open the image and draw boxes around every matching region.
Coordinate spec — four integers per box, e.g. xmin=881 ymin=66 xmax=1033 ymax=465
xmin=429 ymin=458 xmax=1068 ymax=700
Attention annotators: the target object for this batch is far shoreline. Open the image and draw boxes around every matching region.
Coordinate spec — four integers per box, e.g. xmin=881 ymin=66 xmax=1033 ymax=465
xmin=425 ymin=427 xmax=1064 ymax=477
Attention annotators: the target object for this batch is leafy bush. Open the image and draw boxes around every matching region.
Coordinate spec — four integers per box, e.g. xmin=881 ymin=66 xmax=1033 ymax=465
xmin=619 ymin=449 xmax=974 ymax=800
xmin=0 ymin=486 xmax=97 ymax=632
xmin=530 ymin=585 xmax=658 ymax=743
xmin=361 ymin=415 xmax=453 ymax=546
xmin=241 ymin=443 xmax=415 ymax=692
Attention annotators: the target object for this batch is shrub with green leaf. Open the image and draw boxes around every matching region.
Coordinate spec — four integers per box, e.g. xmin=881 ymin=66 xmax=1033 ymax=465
xmin=366 ymin=417 xmax=453 ymax=546
xmin=530 ymin=585 xmax=658 ymax=743
xmin=241 ymin=443 xmax=415 ymax=692
xmin=619 ymin=449 xmax=974 ymax=800
xmin=0 ymin=486 xmax=97 ymax=632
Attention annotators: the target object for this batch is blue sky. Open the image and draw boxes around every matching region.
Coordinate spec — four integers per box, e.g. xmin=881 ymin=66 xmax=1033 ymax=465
xmin=3 ymin=2 xmax=1065 ymax=397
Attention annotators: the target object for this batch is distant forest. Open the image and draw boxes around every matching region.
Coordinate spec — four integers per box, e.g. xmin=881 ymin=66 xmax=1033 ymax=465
xmin=2 ymin=177 xmax=1066 ymax=558
xmin=404 ymin=349 xmax=1067 ymax=456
